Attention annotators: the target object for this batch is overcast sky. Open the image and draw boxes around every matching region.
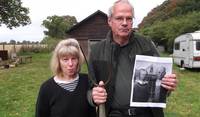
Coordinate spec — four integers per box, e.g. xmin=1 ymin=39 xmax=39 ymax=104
xmin=0 ymin=0 xmax=165 ymax=43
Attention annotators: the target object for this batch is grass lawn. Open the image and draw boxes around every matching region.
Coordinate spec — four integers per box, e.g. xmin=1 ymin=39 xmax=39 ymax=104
xmin=0 ymin=53 xmax=52 ymax=117
xmin=0 ymin=52 xmax=200 ymax=117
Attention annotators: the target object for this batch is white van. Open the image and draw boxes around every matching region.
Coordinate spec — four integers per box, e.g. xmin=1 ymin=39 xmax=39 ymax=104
xmin=173 ymin=31 xmax=200 ymax=68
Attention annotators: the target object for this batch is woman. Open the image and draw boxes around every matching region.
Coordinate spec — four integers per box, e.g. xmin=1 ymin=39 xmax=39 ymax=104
xmin=36 ymin=38 xmax=96 ymax=117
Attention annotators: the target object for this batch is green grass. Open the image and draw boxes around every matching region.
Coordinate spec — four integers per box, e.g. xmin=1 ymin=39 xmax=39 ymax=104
xmin=0 ymin=52 xmax=200 ymax=117
xmin=0 ymin=53 xmax=52 ymax=117
xmin=165 ymin=67 xmax=200 ymax=117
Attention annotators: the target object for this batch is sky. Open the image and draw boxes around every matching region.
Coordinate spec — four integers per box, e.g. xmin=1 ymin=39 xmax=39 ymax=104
xmin=0 ymin=0 xmax=165 ymax=43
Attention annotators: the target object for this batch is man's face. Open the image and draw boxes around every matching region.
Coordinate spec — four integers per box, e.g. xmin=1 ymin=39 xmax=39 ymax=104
xmin=156 ymin=66 xmax=166 ymax=79
xmin=108 ymin=3 xmax=133 ymax=38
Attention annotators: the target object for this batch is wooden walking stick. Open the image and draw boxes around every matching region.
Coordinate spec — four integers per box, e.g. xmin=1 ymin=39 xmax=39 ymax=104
xmin=99 ymin=103 xmax=106 ymax=117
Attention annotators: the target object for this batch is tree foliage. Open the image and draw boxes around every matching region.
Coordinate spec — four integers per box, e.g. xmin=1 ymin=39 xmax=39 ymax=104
xmin=139 ymin=0 xmax=200 ymax=29
xmin=42 ymin=15 xmax=77 ymax=39
xmin=41 ymin=36 xmax=62 ymax=51
xmin=0 ymin=0 xmax=31 ymax=29
xmin=140 ymin=12 xmax=200 ymax=52
xmin=9 ymin=39 xmax=16 ymax=44
xmin=139 ymin=0 xmax=200 ymax=52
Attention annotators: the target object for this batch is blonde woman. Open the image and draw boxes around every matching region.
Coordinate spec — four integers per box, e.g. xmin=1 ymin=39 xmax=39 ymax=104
xmin=36 ymin=38 xmax=96 ymax=117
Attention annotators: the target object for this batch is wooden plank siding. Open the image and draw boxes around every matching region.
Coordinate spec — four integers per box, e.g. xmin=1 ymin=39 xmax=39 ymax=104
xmin=67 ymin=10 xmax=110 ymax=58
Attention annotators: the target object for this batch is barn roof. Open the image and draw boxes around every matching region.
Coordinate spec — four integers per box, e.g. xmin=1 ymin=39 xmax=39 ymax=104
xmin=67 ymin=10 xmax=107 ymax=33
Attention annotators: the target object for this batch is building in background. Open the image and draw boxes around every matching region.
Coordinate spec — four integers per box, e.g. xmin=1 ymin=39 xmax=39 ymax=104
xmin=67 ymin=10 xmax=110 ymax=58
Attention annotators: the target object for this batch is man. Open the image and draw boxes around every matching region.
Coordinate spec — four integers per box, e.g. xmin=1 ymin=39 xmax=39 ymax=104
xmin=88 ymin=0 xmax=177 ymax=117
xmin=154 ymin=65 xmax=167 ymax=102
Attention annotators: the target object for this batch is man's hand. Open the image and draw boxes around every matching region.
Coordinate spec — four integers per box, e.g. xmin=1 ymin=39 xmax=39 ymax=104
xmin=92 ymin=81 xmax=107 ymax=105
xmin=161 ymin=74 xmax=177 ymax=91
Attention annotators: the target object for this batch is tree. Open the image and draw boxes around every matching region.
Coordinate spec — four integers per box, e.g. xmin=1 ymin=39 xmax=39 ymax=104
xmin=139 ymin=0 xmax=200 ymax=52
xmin=17 ymin=41 xmax=21 ymax=44
xmin=140 ymin=11 xmax=200 ymax=52
xmin=9 ymin=39 xmax=16 ymax=44
xmin=41 ymin=36 xmax=62 ymax=51
xmin=139 ymin=0 xmax=200 ymax=29
xmin=42 ymin=15 xmax=77 ymax=39
xmin=0 ymin=0 xmax=31 ymax=29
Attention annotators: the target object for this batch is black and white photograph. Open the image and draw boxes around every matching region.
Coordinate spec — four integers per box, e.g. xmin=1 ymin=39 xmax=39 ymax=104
xmin=130 ymin=55 xmax=173 ymax=108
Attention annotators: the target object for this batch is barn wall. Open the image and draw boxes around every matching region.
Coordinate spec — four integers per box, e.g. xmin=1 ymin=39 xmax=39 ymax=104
xmin=67 ymin=11 xmax=110 ymax=58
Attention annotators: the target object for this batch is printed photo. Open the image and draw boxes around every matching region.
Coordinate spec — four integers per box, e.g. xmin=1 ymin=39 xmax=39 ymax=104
xmin=130 ymin=55 xmax=173 ymax=108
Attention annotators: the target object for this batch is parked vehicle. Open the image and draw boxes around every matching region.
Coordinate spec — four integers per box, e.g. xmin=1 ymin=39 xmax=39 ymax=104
xmin=173 ymin=31 xmax=200 ymax=68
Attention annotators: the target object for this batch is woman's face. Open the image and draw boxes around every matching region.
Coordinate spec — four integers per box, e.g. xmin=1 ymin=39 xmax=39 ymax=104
xmin=59 ymin=55 xmax=79 ymax=78
xmin=139 ymin=69 xmax=147 ymax=81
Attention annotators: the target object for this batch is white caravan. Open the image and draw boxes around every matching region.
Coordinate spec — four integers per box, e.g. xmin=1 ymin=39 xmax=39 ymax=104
xmin=173 ymin=31 xmax=200 ymax=68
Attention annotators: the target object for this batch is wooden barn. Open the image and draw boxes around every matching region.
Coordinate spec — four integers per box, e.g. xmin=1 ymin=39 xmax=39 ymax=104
xmin=67 ymin=10 xmax=110 ymax=58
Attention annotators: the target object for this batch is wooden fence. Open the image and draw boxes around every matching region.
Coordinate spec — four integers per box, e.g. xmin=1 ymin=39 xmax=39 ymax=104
xmin=0 ymin=44 xmax=47 ymax=58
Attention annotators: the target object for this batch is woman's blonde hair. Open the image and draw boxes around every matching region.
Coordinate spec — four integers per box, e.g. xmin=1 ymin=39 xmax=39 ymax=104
xmin=50 ymin=38 xmax=84 ymax=77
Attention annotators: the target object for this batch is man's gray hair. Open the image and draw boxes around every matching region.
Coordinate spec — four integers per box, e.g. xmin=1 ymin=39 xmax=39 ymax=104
xmin=108 ymin=0 xmax=134 ymax=17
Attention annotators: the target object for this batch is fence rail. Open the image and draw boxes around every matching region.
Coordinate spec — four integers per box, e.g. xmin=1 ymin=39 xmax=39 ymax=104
xmin=0 ymin=44 xmax=47 ymax=57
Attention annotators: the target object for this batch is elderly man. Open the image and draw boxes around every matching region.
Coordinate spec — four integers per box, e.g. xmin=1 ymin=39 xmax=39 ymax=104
xmin=88 ymin=0 xmax=177 ymax=117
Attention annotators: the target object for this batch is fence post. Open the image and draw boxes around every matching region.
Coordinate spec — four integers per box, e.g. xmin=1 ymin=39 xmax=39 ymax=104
xmin=3 ymin=43 xmax=5 ymax=50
